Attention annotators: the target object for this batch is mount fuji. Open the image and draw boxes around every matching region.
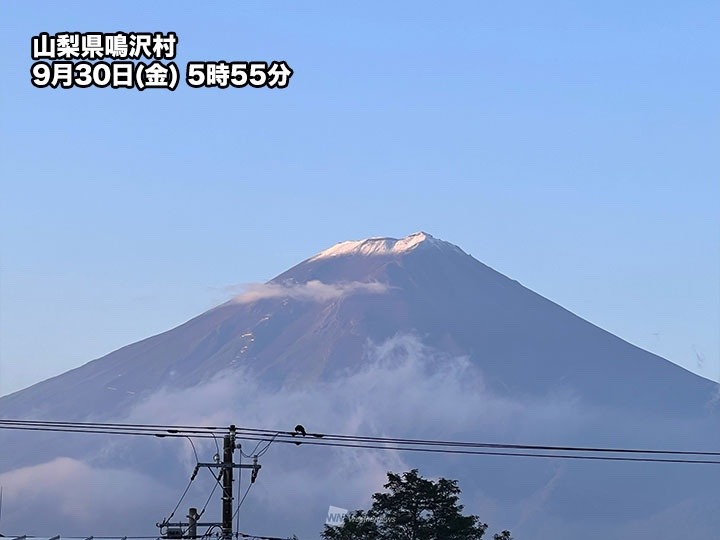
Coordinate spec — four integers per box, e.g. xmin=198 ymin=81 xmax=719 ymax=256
xmin=0 ymin=232 xmax=717 ymax=539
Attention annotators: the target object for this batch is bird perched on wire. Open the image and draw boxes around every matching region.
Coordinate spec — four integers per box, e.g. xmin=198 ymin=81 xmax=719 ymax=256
xmin=292 ymin=424 xmax=306 ymax=445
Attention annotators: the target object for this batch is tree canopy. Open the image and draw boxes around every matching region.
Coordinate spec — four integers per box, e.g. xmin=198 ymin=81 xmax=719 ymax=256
xmin=322 ymin=469 xmax=509 ymax=540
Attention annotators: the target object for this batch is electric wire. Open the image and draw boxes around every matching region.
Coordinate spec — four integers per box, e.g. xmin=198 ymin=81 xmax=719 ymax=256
xmin=238 ymin=533 xmax=295 ymax=540
xmin=234 ymin=483 xmax=253 ymax=519
xmin=197 ymin=470 xmax=221 ymax=519
xmin=250 ymin=431 xmax=281 ymax=459
xmin=239 ymin=436 xmax=720 ymax=464
xmin=0 ymin=423 xmax=220 ymax=439
xmin=4 ymin=534 xmax=161 ymax=540
xmin=235 ymin=458 xmax=243 ymax=534
xmin=3 ymin=420 xmax=214 ymax=438
xmin=211 ymin=433 xmax=221 ymax=460
xmin=201 ymin=525 xmax=220 ymax=539
xmin=230 ymin=427 xmax=720 ymax=458
xmin=0 ymin=419 xmax=227 ymax=433
xmin=161 ymin=473 xmax=195 ymax=526
xmin=185 ymin=437 xmax=200 ymax=463
xmin=159 ymin=438 xmax=203 ymax=526
xmin=10 ymin=413 xmax=719 ymax=540
xmin=240 ymin=437 xmax=267 ymax=459
xmin=2 ymin=419 xmax=719 ymax=464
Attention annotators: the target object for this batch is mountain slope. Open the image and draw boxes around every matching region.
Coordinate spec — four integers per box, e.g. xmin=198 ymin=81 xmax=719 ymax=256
xmin=0 ymin=232 xmax=718 ymax=540
xmin=0 ymin=232 xmax=713 ymax=420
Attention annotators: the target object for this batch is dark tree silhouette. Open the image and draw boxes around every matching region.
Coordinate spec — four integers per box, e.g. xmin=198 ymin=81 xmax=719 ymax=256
xmin=321 ymin=469 xmax=499 ymax=540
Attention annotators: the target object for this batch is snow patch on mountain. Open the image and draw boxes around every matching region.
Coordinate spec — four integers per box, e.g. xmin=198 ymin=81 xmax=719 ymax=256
xmin=310 ymin=231 xmax=464 ymax=260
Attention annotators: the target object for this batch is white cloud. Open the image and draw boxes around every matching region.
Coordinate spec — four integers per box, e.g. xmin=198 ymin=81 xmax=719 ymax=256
xmin=231 ymin=280 xmax=388 ymax=304
xmin=107 ymin=334 xmax=585 ymax=537
xmin=0 ymin=457 xmax=174 ymax=536
xmin=0 ymin=334 xmax=716 ymax=540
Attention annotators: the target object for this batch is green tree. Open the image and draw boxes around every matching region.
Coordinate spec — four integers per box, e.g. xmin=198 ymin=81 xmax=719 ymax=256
xmin=321 ymin=469 xmax=491 ymax=540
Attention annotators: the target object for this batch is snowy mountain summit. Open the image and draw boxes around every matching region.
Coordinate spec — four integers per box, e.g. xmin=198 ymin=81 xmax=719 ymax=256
xmin=310 ymin=231 xmax=465 ymax=260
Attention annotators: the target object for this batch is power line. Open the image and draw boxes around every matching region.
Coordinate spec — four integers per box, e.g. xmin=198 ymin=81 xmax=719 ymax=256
xmin=297 ymin=430 xmax=720 ymax=457
xmin=0 ymin=534 xmax=296 ymax=540
xmin=159 ymin=434 xmax=203 ymax=530
xmin=243 ymin=436 xmax=720 ymax=465
xmin=0 ymin=419 xmax=228 ymax=432
xmin=1 ymin=419 xmax=719 ymax=464
xmin=185 ymin=437 xmax=200 ymax=463
xmin=238 ymin=533 xmax=297 ymax=540
xmin=0 ymin=424 xmax=219 ymax=440
xmin=162 ymin=474 xmax=195 ymax=526
xmin=1 ymin=534 xmax=296 ymax=540
xmin=0 ymin=419 xmax=225 ymax=438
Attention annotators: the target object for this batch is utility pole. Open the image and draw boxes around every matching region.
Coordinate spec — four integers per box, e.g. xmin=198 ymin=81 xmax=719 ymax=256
xmin=221 ymin=426 xmax=235 ymax=540
xmin=158 ymin=425 xmax=261 ymax=540
xmin=187 ymin=508 xmax=198 ymax=539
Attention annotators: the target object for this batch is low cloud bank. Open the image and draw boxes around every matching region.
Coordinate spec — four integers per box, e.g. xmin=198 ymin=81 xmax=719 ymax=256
xmin=0 ymin=457 xmax=173 ymax=536
xmin=1 ymin=334 xmax=717 ymax=540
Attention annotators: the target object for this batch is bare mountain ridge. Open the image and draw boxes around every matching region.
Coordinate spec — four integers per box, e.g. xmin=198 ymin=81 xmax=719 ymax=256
xmin=0 ymin=231 xmax=714 ymax=420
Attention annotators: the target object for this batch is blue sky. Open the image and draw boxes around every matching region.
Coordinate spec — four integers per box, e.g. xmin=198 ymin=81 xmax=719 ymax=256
xmin=1 ymin=0 xmax=718 ymax=395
